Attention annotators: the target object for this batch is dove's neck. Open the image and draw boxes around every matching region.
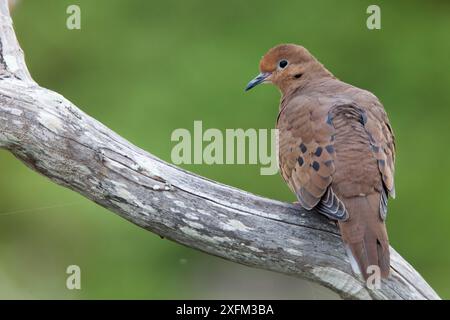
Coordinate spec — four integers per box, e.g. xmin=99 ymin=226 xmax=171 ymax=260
xmin=280 ymin=63 xmax=335 ymax=97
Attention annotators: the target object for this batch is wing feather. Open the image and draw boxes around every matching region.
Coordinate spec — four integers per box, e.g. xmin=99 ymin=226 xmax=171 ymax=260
xmin=278 ymin=97 xmax=347 ymax=220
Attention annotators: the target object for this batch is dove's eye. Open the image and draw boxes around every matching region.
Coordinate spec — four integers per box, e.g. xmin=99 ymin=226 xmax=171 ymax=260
xmin=278 ymin=59 xmax=288 ymax=69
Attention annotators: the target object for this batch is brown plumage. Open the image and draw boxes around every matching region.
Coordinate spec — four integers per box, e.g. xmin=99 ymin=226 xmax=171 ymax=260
xmin=246 ymin=44 xmax=395 ymax=280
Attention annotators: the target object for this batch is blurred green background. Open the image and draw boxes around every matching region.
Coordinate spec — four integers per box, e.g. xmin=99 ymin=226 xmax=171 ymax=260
xmin=0 ymin=0 xmax=449 ymax=299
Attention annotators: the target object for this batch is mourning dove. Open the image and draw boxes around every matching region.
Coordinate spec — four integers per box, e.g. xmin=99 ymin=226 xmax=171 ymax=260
xmin=246 ymin=44 xmax=395 ymax=280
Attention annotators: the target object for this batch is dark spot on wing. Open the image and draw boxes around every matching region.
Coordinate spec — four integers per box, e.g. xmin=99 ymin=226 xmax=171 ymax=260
xmin=299 ymin=143 xmax=307 ymax=153
xmin=325 ymin=145 xmax=335 ymax=154
xmin=315 ymin=147 xmax=323 ymax=157
xmin=326 ymin=113 xmax=333 ymax=126
xmin=360 ymin=112 xmax=367 ymax=126
xmin=312 ymin=161 xmax=320 ymax=171
xmin=324 ymin=160 xmax=333 ymax=167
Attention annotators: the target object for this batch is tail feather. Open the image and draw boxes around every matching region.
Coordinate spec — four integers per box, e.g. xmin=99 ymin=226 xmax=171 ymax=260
xmin=377 ymin=239 xmax=390 ymax=278
xmin=345 ymin=244 xmax=362 ymax=275
xmin=339 ymin=194 xmax=390 ymax=280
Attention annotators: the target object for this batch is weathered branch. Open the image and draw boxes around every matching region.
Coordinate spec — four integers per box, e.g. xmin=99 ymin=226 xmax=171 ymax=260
xmin=0 ymin=0 xmax=439 ymax=300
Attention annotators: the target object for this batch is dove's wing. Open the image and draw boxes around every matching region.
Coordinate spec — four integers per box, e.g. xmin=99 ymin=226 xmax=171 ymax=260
xmin=277 ymin=96 xmax=348 ymax=220
xmin=362 ymin=103 xmax=396 ymax=219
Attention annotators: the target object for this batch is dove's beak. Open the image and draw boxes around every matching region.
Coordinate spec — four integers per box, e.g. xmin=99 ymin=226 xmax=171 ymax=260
xmin=245 ymin=72 xmax=271 ymax=91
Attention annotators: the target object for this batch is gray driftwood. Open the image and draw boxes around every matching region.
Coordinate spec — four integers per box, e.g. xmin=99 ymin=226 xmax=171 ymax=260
xmin=0 ymin=0 xmax=439 ymax=300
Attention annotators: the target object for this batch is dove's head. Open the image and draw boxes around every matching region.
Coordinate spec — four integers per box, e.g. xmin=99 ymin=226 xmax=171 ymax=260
xmin=245 ymin=44 xmax=331 ymax=94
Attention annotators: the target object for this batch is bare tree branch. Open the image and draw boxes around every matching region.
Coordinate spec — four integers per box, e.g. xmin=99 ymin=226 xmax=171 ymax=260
xmin=0 ymin=0 xmax=440 ymax=300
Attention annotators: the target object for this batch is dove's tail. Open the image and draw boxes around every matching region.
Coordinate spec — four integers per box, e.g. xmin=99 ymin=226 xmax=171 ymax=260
xmin=338 ymin=193 xmax=390 ymax=280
